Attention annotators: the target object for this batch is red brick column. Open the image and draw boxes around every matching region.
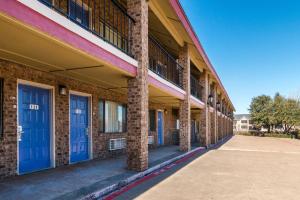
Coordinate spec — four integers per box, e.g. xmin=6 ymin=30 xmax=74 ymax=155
xmin=179 ymin=43 xmax=191 ymax=152
xmin=200 ymin=70 xmax=209 ymax=147
xmin=212 ymin=85 xmax=217 ymax=144
xmin=126 ymin=0 xmax=149 ymax=171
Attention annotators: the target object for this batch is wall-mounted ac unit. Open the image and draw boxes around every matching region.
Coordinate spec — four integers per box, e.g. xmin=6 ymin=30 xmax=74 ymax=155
xmin=109 ymin=138 xmax=126 ymax=151
xmin=148 ymin=136 xmax=154 ymax=145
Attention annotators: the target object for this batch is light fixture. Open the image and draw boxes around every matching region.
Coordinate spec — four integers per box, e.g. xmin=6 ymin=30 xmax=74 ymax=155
xmin=59 ymin=85 xmax=67 ymax=95
xmin=207 ymin=94 xmax=213 ymax=105
xmin=216 ymin=101 xmax=221 ymax=110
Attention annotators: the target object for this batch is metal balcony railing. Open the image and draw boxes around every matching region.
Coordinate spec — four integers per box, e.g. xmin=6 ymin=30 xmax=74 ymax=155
xmin=38 ymin=0 xmax=134 ymax=56
xmin=190 ymin=75 xmax=203 ymax=101
xmin=148 ymin=36 xmax=183 ymax=88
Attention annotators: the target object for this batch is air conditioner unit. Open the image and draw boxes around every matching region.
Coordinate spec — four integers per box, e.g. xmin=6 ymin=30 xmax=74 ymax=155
xmin=148 ymin=136 xmax=154 ymax=145
xmin=109 ymin=138 xmax=126 ymax=151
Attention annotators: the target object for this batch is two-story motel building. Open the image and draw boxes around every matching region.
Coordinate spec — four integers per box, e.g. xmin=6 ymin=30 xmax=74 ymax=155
xmin=0 ymin=0 xmax=234 ymax=178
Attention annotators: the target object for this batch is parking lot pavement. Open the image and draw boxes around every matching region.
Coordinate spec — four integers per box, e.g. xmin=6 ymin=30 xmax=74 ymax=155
xmin=113 ymin=135 xmax=300 ymax=200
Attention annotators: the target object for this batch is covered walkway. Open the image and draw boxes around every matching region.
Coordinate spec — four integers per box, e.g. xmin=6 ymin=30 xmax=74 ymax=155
xmin=0 ymin=146 xmax=184 ymax=200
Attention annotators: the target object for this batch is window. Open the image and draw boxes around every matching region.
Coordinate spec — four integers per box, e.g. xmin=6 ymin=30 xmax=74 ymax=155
xmin=69 ymin=0 xmax=91 ymax=28
xmin=149 ymin=110 xmax=156 ymax=132
xmin=241 ymin=125 xmax=248 ymax=129
xmin=241 ymin=120 xmax=248 ymax=124
xmin=99 ymin=100 xmax=126 ymax=133
xmin=0 ymin=78 xmax=3 ymax=136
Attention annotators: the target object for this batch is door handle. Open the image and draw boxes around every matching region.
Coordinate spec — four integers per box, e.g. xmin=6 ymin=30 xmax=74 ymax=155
xmin=17 ymin=125 xmax=23 ymax=142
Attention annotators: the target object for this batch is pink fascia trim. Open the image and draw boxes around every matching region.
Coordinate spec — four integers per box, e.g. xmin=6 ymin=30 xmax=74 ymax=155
xmin=0 ymin=1 xmax=137 ymax=76
xmin=169 ymin=0 xmax=234 ymax=110
xmin=190 ymin=97 xmax=205 ymax=109
xmin=148 ymin=76 xmax=185 ymax=100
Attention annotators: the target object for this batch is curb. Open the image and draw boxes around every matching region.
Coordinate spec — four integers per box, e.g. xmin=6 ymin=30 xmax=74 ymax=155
xmin=82 ymin=136 xmax=231 ymax=200
xmin=81 ymin=147 xmax=205 ymax=200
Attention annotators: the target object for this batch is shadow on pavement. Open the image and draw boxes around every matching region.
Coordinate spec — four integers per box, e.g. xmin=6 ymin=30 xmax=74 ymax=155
xmin=107 ymin=136 xmax=233 ymax=200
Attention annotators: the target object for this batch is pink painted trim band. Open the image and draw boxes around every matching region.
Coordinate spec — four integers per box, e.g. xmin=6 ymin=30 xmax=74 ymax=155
xmin=148 ymin=75 xmax=185 ymax=100
xmin=0 ymin=1 xmax=137 ymax=76
xmin=169 ymin=0 xmax=234 ymax=110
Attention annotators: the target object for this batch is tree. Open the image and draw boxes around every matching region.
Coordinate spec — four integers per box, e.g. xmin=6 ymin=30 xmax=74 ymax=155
xmin=271 ymin=93 xmax=285 ymax=130
xmin=249 ymin=95 xmax=273 ymax=132
xmin=282 ymin=98 xmax=300 ymax=133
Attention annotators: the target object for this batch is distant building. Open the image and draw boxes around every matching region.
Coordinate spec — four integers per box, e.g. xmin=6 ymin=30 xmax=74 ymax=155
xmin=234 ymin=114 xmax=254 ymax=132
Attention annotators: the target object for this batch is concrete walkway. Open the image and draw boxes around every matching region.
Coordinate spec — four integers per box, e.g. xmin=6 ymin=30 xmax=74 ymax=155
xmin=115 ymin=135 xmax=300 ymax=200
xmin=0 ymin=145 xmax=183 ymax=200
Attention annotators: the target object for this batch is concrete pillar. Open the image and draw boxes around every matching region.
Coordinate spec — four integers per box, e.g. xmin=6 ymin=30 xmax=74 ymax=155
xmin=200 ymin=71 xmax=209 ymax=147
xmin=179 ymin=43 xmax=191 ymax=152
xmin=126 ymin=0 xmax=149 ymax=171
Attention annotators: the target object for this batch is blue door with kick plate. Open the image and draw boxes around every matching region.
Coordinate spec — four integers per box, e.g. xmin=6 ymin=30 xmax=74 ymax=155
xmin=70 ymin=94 xmax=89 ymax=163
xmin=157 ymin=111 xmax=163 ymax=145
xmin=18 ymin=84 xmax=51 ymax=174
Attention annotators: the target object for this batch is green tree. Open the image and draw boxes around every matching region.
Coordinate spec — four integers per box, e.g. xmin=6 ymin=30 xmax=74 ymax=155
xmin=249 ymin=95 xmax=273 ymax=132
xmin=271 ymin=93 xmax=285 ymax=130
xmin=282 ymin=98 xmax=300 ymax=133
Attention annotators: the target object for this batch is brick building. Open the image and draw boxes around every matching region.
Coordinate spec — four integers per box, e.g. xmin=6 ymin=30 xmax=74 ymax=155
xmin=0 ymin=0 xmax=234 ymax=178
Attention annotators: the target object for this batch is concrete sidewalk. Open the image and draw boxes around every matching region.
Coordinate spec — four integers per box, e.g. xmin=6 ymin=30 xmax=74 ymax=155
xmin=0 ymin=145 xmax=185 ymax=200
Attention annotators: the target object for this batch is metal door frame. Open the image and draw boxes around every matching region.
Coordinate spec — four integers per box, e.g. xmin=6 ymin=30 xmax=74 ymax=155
xmin=69 ymin=90 xmax=92 ymax=164
xmin=17 ymin=79 xmax=55 ymax=174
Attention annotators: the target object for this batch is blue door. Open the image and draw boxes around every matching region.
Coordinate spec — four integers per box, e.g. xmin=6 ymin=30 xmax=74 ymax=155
xmin=157 ymin=111 xmax=163 ymax=145
xmin=18 ymin=84 xmax=51 ymax=174
xmin=70 ymin=94 xmax=89 ymax=163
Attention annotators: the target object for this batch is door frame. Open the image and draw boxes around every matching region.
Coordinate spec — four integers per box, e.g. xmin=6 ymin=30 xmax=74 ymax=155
xmin=16 ymin=79 xmax=55 ymax=174
xmin=69 ymin=90 xmax=92 ymax=164
xmin=157 ymin=110 xmax=164 ymax=145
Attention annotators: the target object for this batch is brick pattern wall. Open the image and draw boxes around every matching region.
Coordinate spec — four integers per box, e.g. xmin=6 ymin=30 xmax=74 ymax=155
xmin=178 ymin=43 xmax=191 ymax=152
xmin=0 ymin=60 xmax=128 ymax=178
xmin=126 ymin=0 xmax=149 ymax=171
xmin=199 ymin=70 xmax=208 ymax=147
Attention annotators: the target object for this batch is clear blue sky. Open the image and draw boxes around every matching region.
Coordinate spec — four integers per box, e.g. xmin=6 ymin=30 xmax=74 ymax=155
xmin=180 ymin=0 xmax=300 ymax=114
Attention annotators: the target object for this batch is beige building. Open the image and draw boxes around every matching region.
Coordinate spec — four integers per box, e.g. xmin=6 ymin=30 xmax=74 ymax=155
xmin=234 ymin=114 xmax=253 ymax=132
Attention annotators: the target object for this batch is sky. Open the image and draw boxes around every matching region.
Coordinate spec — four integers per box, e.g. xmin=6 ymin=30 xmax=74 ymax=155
xmin=180 ymin=0 xmax=300 ymax=114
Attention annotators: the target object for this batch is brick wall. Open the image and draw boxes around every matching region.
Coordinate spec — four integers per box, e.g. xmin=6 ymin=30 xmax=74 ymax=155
xmin=126 ymin=0 xmax=149 ymax=171
xmin=178 ymin=43 xmax=191 ymax=152
xmin=0 ymin=59 xmax=129 ymax=178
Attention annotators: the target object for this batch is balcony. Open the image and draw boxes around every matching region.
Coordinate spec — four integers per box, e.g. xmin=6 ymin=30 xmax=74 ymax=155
xmin=38 ymin=0 xmax=134 ymax=56
xmin=148 ymin=36 xmax=183 ymax=89
xmin=190 ymin=75 xmax=203 ymax=101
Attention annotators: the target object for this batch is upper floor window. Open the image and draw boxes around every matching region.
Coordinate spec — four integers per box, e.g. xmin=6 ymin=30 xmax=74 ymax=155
xmin=241 ymin=120 xmax=248 ymax=123
xmin=99 ymin=100 xmax=126 ymax=133
xmin=69 ymin=0 xmax=91 ymax=28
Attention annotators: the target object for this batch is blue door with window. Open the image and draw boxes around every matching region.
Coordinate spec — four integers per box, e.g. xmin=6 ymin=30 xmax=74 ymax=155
xmin=18 ymin=84 xmax=51 ymax=174
xmin=157 ymin=111 xmax=163 ymax=145
xmin=70 ymin=94 xmax=89 ymax=163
